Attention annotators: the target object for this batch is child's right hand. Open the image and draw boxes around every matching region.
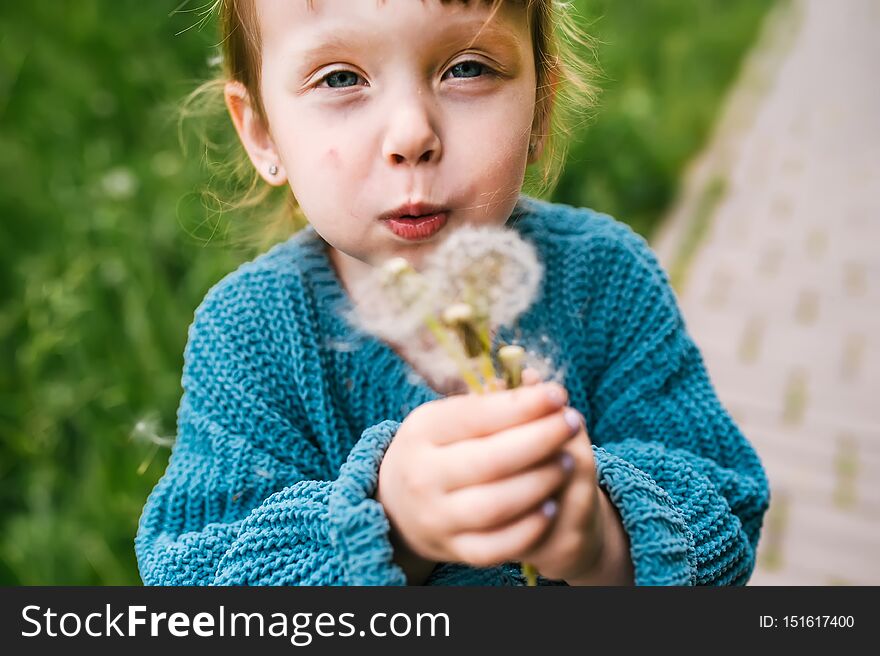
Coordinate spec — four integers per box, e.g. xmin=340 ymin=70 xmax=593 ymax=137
xmin=376 ymin=373 xmax=580 ymax=571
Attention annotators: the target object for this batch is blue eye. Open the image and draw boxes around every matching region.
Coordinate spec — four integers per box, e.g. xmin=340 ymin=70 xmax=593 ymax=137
xmin=447 ymin=60 xmax=487 ymax=79
xmin=320 ymin=70 xmax=363 ymax=88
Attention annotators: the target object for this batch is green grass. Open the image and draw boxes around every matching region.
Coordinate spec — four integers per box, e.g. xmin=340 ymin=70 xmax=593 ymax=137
xmin=1 ymin=0 xmax=772 ymax=584
xmin=556 ymin=0 xmax=771 ymax=238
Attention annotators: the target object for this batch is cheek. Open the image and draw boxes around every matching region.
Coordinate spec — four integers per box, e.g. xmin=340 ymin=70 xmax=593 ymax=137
xmin=323 ymin=147 xmax=342 ymax=170
xmin=310 ymin=130 xmax=371 ymax=178
xmin=314 ymin=144 xmax=373 ymax=206
xmin=282 ymin=130 xmax=372 ymax=221
xmin=459 ymin=90 xmax=533 ymax=163
xmin=283 ymin=131 xmax=352 ymax=190
xmin=465 ymin=113 xmax=530 ymax=182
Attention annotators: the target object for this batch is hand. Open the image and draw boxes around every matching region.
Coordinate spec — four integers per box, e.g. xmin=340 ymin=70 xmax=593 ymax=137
xmin=376 ymin=373 xmax=579 ymax=570
xmin=513 ymin=411 xmax=605 ymax=582
xmin=512 ymin=374 xmax=633 ymax=585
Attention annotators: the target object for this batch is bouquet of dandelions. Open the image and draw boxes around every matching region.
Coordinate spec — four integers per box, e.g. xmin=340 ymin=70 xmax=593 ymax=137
xmin=346 ymin=224 xmax=547 ymax=586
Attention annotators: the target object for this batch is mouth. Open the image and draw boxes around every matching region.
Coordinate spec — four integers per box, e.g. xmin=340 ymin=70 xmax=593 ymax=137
xmin=380 ymin=202 xmax=450 ymax=241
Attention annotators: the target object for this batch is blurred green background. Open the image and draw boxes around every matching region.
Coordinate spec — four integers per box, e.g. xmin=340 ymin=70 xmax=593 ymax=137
xmin=0 ymin=0 xmax=772 ymax=584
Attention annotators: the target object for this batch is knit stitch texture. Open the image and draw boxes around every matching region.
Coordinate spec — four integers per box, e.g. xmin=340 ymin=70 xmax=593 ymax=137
xmin=135 ymin=195 xmax=771 ymax=586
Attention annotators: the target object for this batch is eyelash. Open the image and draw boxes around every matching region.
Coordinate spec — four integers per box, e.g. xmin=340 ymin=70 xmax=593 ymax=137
xmin=314 ymin=59 xmax=497 ymax=89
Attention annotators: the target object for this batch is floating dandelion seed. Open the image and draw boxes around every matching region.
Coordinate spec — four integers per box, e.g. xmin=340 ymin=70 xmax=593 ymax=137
xmin=101 ymin=166 xmax=138 ymax=200
xmin=130 ymin=414 xmax=174 ymax=476
xmin=131 ymin=415 xmax=174 ymax=448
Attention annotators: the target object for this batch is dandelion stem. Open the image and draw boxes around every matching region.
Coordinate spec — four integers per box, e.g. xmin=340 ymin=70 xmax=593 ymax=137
xmin=478 ymin=352 xmax=498 ymax=391
xmin=476 ymin=320 xmax=498 ymax=391
xmin=424 ymin=314 xmax=484 ymax=393
xmin=498 ymin=344 xmax=538 ymax=586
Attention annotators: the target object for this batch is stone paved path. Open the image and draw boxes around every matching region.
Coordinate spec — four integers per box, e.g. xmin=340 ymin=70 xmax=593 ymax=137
xmin=654 ymin=0 xmax=880 ymax=585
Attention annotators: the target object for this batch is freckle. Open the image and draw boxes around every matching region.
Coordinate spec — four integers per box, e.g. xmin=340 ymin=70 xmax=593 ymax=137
xmin=325 ymin=148 xmax=341 ymax=168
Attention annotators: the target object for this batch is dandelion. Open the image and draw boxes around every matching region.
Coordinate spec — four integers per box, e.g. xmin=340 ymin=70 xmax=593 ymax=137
xmin=345 ymin=224 xmax=550 ymax=585
xmin=346 ymin=224 xmax=544 ymax=393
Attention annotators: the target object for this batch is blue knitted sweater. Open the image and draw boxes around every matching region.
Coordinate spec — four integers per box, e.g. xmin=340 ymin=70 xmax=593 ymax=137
xmin=135 ymin=195 xmax=770 ymax=586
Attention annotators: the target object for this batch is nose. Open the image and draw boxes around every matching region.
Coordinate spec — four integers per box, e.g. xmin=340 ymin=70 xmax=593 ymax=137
xmin=381 ymin=98 xmax=442 ymax=166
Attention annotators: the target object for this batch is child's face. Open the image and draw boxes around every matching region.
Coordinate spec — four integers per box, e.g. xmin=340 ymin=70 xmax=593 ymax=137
xmin=230 ymin=0 xmax=538 ymax=271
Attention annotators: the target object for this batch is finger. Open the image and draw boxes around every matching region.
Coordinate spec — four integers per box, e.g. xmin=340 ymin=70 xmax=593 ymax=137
xmin=442 ymin=452 xmax=573 ymax=532
xmin=429 ymin=381 xmax=569 ymax=445
xmin=494 ymin=367 xmax=540 ymax=390
xmin=521 ymin=368 xmax=542 ymax=386
xmin=439 ymin=406 xmax=583 ymax=490
xmin=521 ymin=474 xmax=601 ymax=579
xmin=448 ymin=499 xmax=559 ymax=568
xmin=488 ymin=376 xmax=507 ymax=391
xmin=519 ymin=439 xmax=599 ymax=567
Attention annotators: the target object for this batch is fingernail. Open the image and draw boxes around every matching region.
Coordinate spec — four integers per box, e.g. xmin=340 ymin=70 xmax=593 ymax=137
xmin=541 ymin=499 xmax=558 ymax=518
xmin=560 ymin=452 xmax=575 ymax=473
xmin=545 ymin=384 xmax=566 ymax=407
xmin=564 ymin=407 xmax=581 ymax=432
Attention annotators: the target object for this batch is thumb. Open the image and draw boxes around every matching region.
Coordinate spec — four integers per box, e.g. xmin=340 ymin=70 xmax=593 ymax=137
xmin=490 ymin=367 xmax=543 ymax=391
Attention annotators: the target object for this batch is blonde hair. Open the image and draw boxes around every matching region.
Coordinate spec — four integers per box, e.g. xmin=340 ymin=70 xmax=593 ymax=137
xmin=180 ymin=0 xmax=600 ymax=251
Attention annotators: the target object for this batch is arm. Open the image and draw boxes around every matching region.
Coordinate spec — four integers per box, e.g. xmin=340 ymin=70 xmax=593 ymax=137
xmin=576 ymin=226 xmax=770 ymax=586
xmin=135 ymin=281 xmax=407 ymax=586
xmin=564 ymin=486 xmax=635 ymax=586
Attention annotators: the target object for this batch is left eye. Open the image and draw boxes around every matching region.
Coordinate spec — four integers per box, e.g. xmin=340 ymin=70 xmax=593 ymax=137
xmin=318 ymin=70 xmax=364 ymax=88
xmin=445 ymin=60 xmax=491 ymax=79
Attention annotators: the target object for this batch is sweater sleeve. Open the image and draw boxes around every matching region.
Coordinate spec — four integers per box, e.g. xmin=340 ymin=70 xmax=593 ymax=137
xmin=134 ymin=277 xmax=407 ymax=586
xmin=579 ymin=225 xmax=771 ymax=586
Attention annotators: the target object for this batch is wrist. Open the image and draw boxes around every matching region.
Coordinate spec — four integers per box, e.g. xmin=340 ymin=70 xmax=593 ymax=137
xmin=566 ymin=486 xmax=634 ymax=586
xmin=375 ymin=482 xmax=437 ymax=585
xmin=387 ymin=523 xmax=437 ymax=585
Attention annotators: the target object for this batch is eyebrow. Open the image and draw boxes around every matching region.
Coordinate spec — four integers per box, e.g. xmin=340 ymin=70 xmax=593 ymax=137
xmin=294 ymin=19 xmax=523 ymax=75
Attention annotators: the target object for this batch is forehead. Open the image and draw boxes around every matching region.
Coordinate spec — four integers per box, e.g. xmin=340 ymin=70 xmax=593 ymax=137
xmin=254 ymin=0 xmax=530 ymax=50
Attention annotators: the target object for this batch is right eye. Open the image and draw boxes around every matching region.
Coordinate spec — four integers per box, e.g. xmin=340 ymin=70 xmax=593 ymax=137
xmin=316 ymin=69 xmax=366 ymax=89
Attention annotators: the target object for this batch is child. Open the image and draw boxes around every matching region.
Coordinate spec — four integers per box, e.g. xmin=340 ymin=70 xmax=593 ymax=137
xmin=135 ymin=0 xmax=770 ymax=586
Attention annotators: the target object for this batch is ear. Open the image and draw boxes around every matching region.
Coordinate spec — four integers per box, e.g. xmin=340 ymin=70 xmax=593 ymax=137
xmin=527 ymin=67 xmax=559 ymax=165
xmin=224 ymin=80 xmax=287 ymax=186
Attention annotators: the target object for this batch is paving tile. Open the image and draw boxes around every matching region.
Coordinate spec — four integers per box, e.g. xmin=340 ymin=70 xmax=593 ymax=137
xmin=657 ymin=0 xmax=880 ymax=584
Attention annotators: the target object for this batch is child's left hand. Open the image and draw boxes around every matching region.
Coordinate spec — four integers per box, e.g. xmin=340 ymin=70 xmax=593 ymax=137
xmin=516 ymin=411 xmax=606 ymax=582
xmin=512 ymin=373 xmax=622 ymax=584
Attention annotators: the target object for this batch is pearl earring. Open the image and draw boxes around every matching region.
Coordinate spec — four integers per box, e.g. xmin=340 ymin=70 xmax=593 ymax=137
xmin=268 ymin=164 xmax=279 ymax=176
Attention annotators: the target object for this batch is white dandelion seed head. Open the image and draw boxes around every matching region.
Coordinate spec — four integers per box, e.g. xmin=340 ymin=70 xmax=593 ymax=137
xmin=343 ymin=255 xmax=438 ymax=343
xmin=341 ymin=225 xmax=546 ymax=395
xmin=424 ymin=224 xmax=543 ymax=328
xmin=403 ymin=339 xmax=465 ymax=390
